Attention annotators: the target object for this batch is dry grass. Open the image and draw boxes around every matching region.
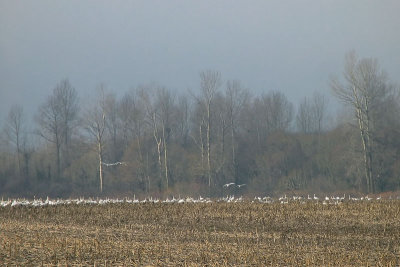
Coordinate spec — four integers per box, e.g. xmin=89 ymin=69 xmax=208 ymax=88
xmin=1 ymin=201 xmax=400 ymax=266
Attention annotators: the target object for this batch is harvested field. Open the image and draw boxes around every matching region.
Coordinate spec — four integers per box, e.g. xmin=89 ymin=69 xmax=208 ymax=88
xmin=1 ymin=200 xmax=400 ymax=266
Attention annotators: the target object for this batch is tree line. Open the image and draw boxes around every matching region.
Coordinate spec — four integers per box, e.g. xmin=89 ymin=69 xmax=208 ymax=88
xmin=1 ymin=52 xmax=399 ymax=197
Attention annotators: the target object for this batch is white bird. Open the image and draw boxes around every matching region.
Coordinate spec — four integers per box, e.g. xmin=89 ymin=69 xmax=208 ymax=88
xmin=313 ymin=194 xmax=319 ymax=200
xmin=237 ymin=184 xmax=246 ymax=188
xmin=279 ymin=195 xmax=288 ymax=204
xmin=279 ymin=194 xmax=287 ymax=201
xmin=223 ymin=183 xmax=235 ymax=188
xmin=101 ymin=161 xmax=127 ymax=167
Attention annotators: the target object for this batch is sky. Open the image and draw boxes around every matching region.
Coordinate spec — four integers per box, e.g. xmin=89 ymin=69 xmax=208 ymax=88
xmin=1 ymin=0 xmax=400 ymax=124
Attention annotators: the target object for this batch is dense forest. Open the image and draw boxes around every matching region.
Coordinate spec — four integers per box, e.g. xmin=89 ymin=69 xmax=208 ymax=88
xmin=1 ymin=53 xmax=399 ymax=198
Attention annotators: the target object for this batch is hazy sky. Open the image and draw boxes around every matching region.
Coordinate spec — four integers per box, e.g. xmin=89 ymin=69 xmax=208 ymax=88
xmin=1 ymin=0 xmax=399 ymax=124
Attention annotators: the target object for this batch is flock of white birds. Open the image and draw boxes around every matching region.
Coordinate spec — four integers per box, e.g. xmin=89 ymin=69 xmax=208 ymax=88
xmin=0 ymin=194 xmax=395 ymax=208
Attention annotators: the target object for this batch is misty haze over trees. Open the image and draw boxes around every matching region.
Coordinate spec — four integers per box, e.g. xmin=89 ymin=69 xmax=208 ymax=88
xmin=1 ymin=53 xmax=399 ymax=198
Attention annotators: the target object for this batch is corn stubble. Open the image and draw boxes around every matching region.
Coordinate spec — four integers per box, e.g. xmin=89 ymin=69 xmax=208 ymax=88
xmin=1 ymin=201 xmax=399 ymax=266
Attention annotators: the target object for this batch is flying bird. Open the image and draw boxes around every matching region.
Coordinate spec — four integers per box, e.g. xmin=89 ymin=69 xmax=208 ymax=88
xmin=223 ymin=183 xmax=235 ymax=188
xmin=101 ymin=161 xmax=127 ymax=167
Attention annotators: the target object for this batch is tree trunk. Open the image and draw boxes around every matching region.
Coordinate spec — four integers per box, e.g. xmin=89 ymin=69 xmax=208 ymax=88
xmin=365 ymin=97 xmax=374 ymax=194
xmin=207 ymin=102 xmax=212 ymax=187
xmin=163 ymin=125 xmax=169 ymax=190
xmin=16 ymin=133 xmax=21 ymax=176
xmin=230 ymin=116 xmax=237 ymax=183
xmin=356 ymin=104 xmax=374 ymax=194
xmin=98 ymin=140 xmax=103 ymax=193
xmin=146 ymin=152 xmax=151 ymax=193
xmin=152 ymin=113 xmax=163 ymax=184
xmin=56 ymin=134 xmax=61 ymax=180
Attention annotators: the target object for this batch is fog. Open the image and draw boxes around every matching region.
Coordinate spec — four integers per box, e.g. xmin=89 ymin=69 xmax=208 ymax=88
xmin=1 ymin=0 xmax=399 ymax=123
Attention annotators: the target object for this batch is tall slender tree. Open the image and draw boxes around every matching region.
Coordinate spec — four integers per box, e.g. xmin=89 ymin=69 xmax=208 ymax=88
xmin=331 ymin=51 xmax=392 ymax=193
xmin=198 ymin=70 xmax=221 ymax=187
xmin=57 ymin=80 xmax=79 ymax=169
xmin=225 ymin=81 xmax=248 ymax=183
xmin=84 ymin=85 xmax=107 ymax=193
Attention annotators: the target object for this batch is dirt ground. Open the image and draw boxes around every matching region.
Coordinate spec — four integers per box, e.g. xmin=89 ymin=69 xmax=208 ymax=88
xmin=1 ymin=201 xmax=399 ymax=266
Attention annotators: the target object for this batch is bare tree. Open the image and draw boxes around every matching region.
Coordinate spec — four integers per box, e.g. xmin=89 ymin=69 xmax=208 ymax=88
xmin=139 ymin=86 xmax=176 ymax=191
xmin=157 ymin=87 xmax=175 ymax=190
xmin=197 ymin=70 xmax=222 ymax=187
xmin=36 ymin=91 xmax=63 ymax=179
xmin=57 ymin=79 xmax=79 ymax=163
xmin=243 ymin=96 xmax=264 ymax=152
xmin=212 ymin=92 xmax=230 ymax=183
xmin=176 ymin=95 xmax=190 ymax=146
xmin=312 ymin=92 xmax=327 ymax=134
xmin=262 ymin=91 xmax=293 ymax=133
xmin=331 ymin=51 xmax=391 ymax=193
xmin=296 ymin=92 xmax=327 ymax=134
xmin=119 ymin=90 xmax=146 ymax=157
xmin=84 ymin=86 xmax=107 ymax=193
xmin=119 ymin=92 xmax=136 ymax=148
xmin=190 ymin=103 xmax=207 ymax=174
xmin=36 ymin=79 xmax=78 ymax=179
xmin=119 ymin=90 xmax=149 ymax=191
xmin=4 ymin=105 xmax=25 ymax=175
xmin=296 ymin=97 xmax=313 ymax=134
xmin=104 ymin=92 xmax=121 ymax=160
xmin=226 ymin=81 xmax=248 ymax=179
